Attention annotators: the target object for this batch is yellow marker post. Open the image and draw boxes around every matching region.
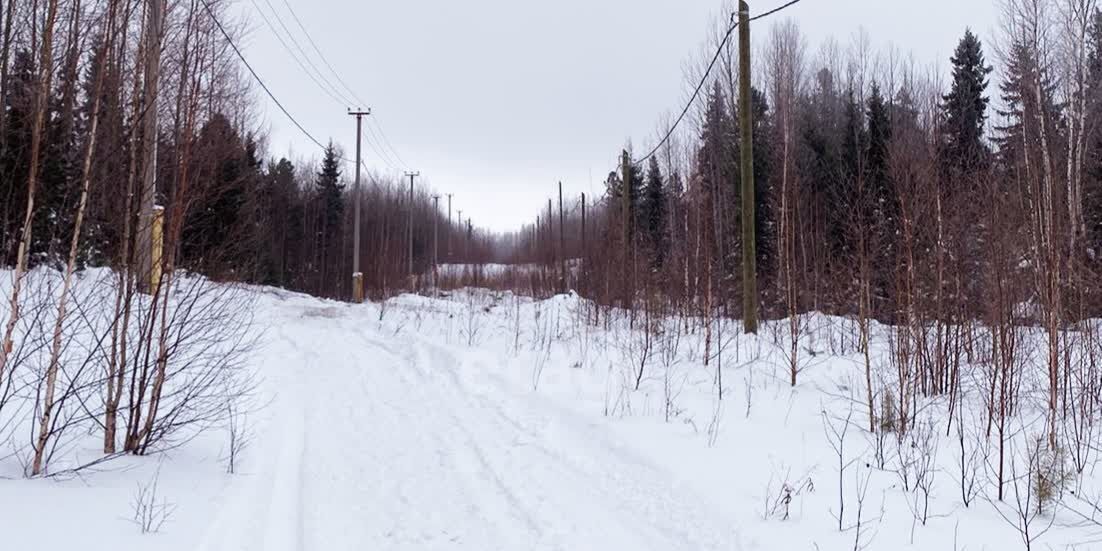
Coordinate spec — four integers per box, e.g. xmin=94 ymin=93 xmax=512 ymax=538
xmin=352 ymin=272 xmax=364 ymax=303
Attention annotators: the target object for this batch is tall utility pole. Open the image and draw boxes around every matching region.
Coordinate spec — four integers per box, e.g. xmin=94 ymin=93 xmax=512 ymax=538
xmin=405 ymin=171 xmax=419 ymax=290
xmin=137 ymin=0 xmax=164 ymax=293
xmin=739 ymin=0 xmax=758 ymax=334
xmin=446 ymin=193 xmax=453 ymax=260
xmin=348 ymin=109 xmax=371 ymax=303
xmin=432 ymin=195 xmax=440 ymax=292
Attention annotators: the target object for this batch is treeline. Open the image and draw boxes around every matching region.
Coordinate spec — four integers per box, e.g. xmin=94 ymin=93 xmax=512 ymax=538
xmin=504 ymin=2 xmax=1102 ymax=454
xmin=0 ymin=0 xmax=507 ymax=304
xmin=551 ymin=10 xmax=1102 ymax=327
xmin=0 ymin=0 xmax=516 ymax=475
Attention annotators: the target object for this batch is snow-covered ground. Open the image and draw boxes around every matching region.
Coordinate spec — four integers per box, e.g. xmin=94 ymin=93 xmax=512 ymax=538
xmin=3 ymin=277 xmax=1101 ymax=550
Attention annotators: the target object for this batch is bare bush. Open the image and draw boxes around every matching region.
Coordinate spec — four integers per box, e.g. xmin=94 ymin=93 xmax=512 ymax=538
xmin=130 ymin=465 xmax=176 ymax=534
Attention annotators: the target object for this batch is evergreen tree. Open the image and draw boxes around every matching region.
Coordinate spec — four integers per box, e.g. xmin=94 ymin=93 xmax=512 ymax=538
xmin=866 ymin=83 xmax=891 ymax=205
xmin=314 ymin=142 xmax=344 ymax=294
xmin=1083 ymin=9 xmax=1102 ymax=254
xmin=801 ymin=68 xmax=847 ymax=260
xmin=941 ymin=29 xmax=993 ymax=178
xmin=640 ymin=155 xmax=667 ymax=269
xmin=36 ymin=52 xmax=83 ymax=266
xmin=695 ymin=81 xmax=738 ymax=276
xmin=0 ymin=50 xmax=34 ymax=266
xmin=746 ymin=86 xmax=775 ymax=283
xmin=865 ymin=82 xmax=898 ymax=315
xmin=181 ymin=113 xmax=259 ymax=275
xmin=316 ymin=142 xmax=344 ymax=236
xmin=837 ymin=89 xmax=867 ymax=257
xmin=259 ymin=157 xmax=303 ymax=287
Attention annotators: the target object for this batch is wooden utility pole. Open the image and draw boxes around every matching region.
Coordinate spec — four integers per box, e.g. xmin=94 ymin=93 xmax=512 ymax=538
xmin=446 ymin=193 xmax=453 ymax=260
xmin=137 ymin=0 xmax=165 ymax=293
xmin=581 ymin=192 xmax=587 ymax=275
xmin=547 ymin=198 xmax=553 ymax=267
xmin=558 ymin=182 xmax=566 ymax=293
xmin=739 ymin=0 xmax=758 ymax=334
xmin=432 ymin=195 xmax=440 ymax=292
xmin=405 ymin=171 xmax=419 ymax=290
xmin=349 ymin=109 xmax=371 ymax=303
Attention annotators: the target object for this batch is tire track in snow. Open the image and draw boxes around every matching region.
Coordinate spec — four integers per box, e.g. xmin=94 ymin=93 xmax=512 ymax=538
xmin=399 ymin=330 xmax=737 ymax=550
xmin=202 ymin=298 xmax=736 ymax=550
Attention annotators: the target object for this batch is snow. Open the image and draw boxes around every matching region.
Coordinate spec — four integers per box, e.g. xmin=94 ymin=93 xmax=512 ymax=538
xmin=2 ymin=272 xmax=1101 ymax=550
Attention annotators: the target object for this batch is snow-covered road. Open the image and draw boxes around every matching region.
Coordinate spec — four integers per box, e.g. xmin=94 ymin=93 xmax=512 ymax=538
xmin=197 ymin=298 xmax=737 ymax=551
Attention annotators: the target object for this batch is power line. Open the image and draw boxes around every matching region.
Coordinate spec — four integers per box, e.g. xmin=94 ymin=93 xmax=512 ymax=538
xmin=200 ymin=0 xmax=328 ymax=151
xmin=274 ymin=0 xmax=413 ymax=171
xmin=367 ymin=116 xmax=410 ymax=170
xmin=361 ymin=121 xmax=401 ymax=170
xmin=635 ymin=17 xmax=738 ymax=165
xmin=200 ymin=0 xmax=371 ymax=172
xmin=260 ymin=0 xmax=359 ymax=107
xmin=634 ymin=0 xmax=809 ymax=165
xmin=246 ymin=0 xmax=353 ymax=108
xmin=750 ymin=0 xmax=807 ymax=22
xmin=279 ymin=0 xmax=369 ymax=108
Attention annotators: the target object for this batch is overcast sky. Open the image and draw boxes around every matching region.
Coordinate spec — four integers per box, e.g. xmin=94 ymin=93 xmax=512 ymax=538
xmin=239 ymin=0 xmax=1000 ymax=233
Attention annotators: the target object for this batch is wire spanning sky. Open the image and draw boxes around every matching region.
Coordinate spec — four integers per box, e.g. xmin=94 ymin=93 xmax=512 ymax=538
xmin=238 ymin=0 xmax=999 ymax=232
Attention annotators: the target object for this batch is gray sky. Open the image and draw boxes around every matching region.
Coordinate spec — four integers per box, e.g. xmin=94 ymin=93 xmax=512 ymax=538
xmin=240 ymin=0 xmax=1000 ymax=232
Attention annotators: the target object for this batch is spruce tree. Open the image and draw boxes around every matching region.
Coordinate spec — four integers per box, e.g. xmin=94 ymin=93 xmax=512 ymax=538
xmin=317 ymin=142 xmax=344 ymax=235
xmin=696 ymin=81 xmax=738 ymax=275
xmin=0 ymin=50 xmax=35 ymax=266
xmin=747 ymin=86 xmax=774 ymax=283
xmin=865 ymin=82 xmax=897 ymax=316
xmin=640 ymin=155 xmax=667 ymax=269
xmin=941 ymin=29 xmax=992 ymax=178
xmin=801 ymin=68 xmax=847 ymax=261
xmin=1083 ymin=9 xmax=1102 ymax=254
xmin=315 ymin=142 xmax=344 ymax=294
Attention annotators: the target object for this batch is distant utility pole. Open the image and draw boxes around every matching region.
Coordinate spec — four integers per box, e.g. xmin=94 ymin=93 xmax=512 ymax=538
xmin=739 ymin=0 xmax=758 ymax=334
xmin=581 ymin=192 xmax=587 ymax=260
xmin=558 ymin=182 xmax=565 ymax=294
xmin=349 ymin=108 xmax=371 ymax=303
xmin=581 ymin=192 xmax=587 ymax=300
xmin=456 ymin=209 xmax=463 ymax=261
xmin=547 ymin=198 xmax=553 ymax=268
xmin=405 ymin=171 xmax=419 ymax=290
xmin=137 ymin=0 xmax=164 ymax=294
xmin=446 ymin=193 xmax=453 ymax=260
xmin=432 ymin=195 xmax=440 ymax=292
